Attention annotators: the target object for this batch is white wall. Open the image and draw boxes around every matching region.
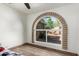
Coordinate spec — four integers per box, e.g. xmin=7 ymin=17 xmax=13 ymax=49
xmin=0 ymin=4 xmax=25 ymax=49
xmin=26 ymin=4 xmax=79 ymax=54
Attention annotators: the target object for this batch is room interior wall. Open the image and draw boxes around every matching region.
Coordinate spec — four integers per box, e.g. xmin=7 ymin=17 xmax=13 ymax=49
xmin=0 ymin=4 xmax=25 ymax=49
xmin=25 ymin=4 xmax=79 ymax=54
xmin=17 ymin=12 xmax=27 ymax=43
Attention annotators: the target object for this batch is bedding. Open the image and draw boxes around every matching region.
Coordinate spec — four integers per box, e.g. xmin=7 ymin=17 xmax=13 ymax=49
xmin=0 ymin=47 xmax=22 ymax=56
xmin=0 ymin=50 xmax=22 ymax=56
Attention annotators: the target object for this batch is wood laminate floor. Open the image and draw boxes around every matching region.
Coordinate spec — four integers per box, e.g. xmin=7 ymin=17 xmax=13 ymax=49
xmin=10 ymin=44 xmax=76 ymax=56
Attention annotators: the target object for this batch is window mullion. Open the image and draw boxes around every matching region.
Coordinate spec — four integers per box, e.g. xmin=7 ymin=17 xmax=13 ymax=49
xmin=46 ymin=30 xmax=47 ymax=43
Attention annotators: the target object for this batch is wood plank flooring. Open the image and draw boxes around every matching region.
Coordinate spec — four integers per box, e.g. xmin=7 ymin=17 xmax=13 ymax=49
xmin=10 ymin=44 xmax=77 ymax=56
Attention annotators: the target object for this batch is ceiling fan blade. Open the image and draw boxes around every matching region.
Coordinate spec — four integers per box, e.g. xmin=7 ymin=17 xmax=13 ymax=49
xmin=24 ymin=3 xmax=31 ymax=9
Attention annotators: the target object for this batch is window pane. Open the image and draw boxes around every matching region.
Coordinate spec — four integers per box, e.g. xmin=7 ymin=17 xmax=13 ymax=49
xmin=36 ymin=31 xmax=46 ymax=42
xmin=36 ymin=16 xmax=61 ymax=29
xmin=47 ymin=31 xmax=61 ymax=44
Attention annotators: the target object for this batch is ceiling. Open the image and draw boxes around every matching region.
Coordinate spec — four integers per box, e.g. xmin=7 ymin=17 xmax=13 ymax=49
xmin=6 ymin=3 xmax=72 ymax=14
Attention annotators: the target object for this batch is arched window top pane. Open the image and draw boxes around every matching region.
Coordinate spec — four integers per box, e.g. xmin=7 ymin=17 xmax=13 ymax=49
xmin=36 ymin=16 xmax=61 ymax=29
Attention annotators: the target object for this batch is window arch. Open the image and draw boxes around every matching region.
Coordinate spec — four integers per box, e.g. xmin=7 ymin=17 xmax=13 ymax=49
xmin=32 ymin=12 xmax=68 ymax=49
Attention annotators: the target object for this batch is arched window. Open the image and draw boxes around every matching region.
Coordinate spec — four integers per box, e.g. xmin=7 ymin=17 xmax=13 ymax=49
xmin=32 ymin=12 xmax=68 ymax=49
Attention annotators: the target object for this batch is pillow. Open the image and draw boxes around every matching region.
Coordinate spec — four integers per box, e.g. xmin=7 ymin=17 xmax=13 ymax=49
xmin=0 ymin=47 xmax=5 ymax=52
